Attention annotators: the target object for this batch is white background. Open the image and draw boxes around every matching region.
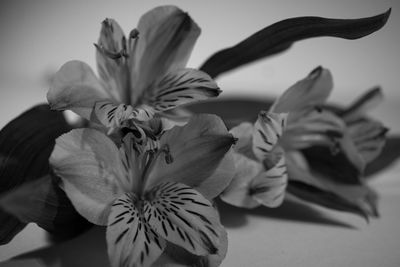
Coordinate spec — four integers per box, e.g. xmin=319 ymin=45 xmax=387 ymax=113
xmin=0 ymin=0 xmax=399 ymax=130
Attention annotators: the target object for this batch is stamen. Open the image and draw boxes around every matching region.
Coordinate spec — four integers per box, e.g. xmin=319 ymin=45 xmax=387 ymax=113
xmin=129 ymin=29 xmax=139 ymax=39
xmin=162 ymin=145 xmax=173 ymax=164
xmin=94 ymin=43 xmax=128 ymax=60
xmin=140 ymin=144 xmax=173 ymax=192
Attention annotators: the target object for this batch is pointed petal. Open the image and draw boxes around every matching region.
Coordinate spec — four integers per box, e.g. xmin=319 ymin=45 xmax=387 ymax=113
xmin=280 ymin=109 xmax=344 ymax=150
xmin=220 ymin=152 xmax=263 ymax=208
xmin=107 ymin=194 xmax=166 ymax=267
xmin=129 ymin=6 xmax=201 ymax=104
xmin=96 ymin=18 xmax=130 ymax=102
xmin=153 ymin=219 xmax=228 ymax=267
xmin=341 ymin=87 xmax=383 ymax=122
xmin=50 ymin=128 xmax=126 ymax=225
xmin=200 ymin=10 xmax=391 ymax=78
xmin=194 ymin=149 xmax=236 ymax=200
xmin=252 ymin=111 xmax=287 ymax=161
xmin=145 ymin=182 xmax=224 ymax=256
xmin=251 ymin=155 xmax=288 ymax=207
xmin=159 ymin=112 xmax=191 ymax=132
xmin=229 ymin=122 xmax=258 ymax=162
xmin=145 ymin=68 xmax=220 ymax=114
xmin=47 ymin=60 xmax=111 ymax=120
xmin=146 ymin=114 xmax=235 ymax=197
xmin=270 ymin=67 xmax=333 ymax=121
xmin=347 ymin=118 xmax=387 ymax=163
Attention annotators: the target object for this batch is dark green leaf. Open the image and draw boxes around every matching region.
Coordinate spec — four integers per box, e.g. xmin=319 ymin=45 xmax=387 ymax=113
xmin=0 ymin=175 xmax=91 ymax=240
xmin=0 ymin=211 xmax=26 ymax=245
xmin=200 ymin=9 xmax=391 ymax=78
xmin=0 ymin=104 xmax=90 ymax=244
xmin=287 ymin=181 xmax=369 ymax=221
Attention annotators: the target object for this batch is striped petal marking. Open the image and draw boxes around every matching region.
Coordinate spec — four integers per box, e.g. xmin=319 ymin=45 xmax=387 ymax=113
xmin=94 ymin=100 xmax=155 ymax=129
xmin=147 ymin=68 xmax=221 ymax=113
xmin=250 ymin=155 xmax=288 ymax=207
xmin=106 ymin=182 xmax=222 ymax=267
xmin=107 ymin=193 xmax=166 ymax=267
xmin=144 ymin=182 xmax=222 ymax=256
xmin=252 ymin=111 xmax=288 ymax=161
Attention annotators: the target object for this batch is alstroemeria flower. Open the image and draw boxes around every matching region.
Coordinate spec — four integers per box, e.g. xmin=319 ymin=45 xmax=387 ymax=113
xmin=269 ymin=67 xmax=387 ymax=218
xmin=221 ymin=111 xmax=288 ymax=208
xmin=221 ymin=66 xmax=387 ymax=218
xmin=49 ymin=114 xmax=235 ymax=267
xmin=47 ymin=6 xmax=220 ymax=138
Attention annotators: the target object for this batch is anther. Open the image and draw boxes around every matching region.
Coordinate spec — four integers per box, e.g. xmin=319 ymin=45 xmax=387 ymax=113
xmin=162 ymin=145 xmax=174 ymax=164
xmin=94 ymin=43 xmax=127 ymax=60
xmin=129 ymin=29 xmax=139 ymax=39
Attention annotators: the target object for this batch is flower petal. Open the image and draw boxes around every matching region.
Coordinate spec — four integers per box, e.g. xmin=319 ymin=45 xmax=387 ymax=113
xmin=50 ymin=128 xmax=126 ymax=225
xmin=270 ymin=66 xmax=333 ymax=121
xmin=96 ymin=18 xmax=130 ymax=103
xmin=129 ymin=5 xmax=201 ymax=105
xmin=341 ymin=87 xmax=383 ymax=122
xmin=146 ymin=114 xmax=235 ymax=197
xmin=280 ymin=109 xmax=344 ymax=150
xmin=252 ymin=111 xmax=287 ymax=161
xmin=153 ymin=220 xmax=228 ymax=267
xmin=93 ymin=100 xmax=157 ymax=134
xmin=47 ymin=60 xmax=111 ymax=120
xmin=251 ymin=155 xmax=288 ymax=207
xmin=347 ymin=118 xmax=388 ymax=163
xmin=194 ymin=149 xmax=236 ymax=200
xmin=107 ymin=193 xmax=166 ymax=267
xmin=144 ymin=182 xmax=224 ymax=257
xmin=220 ymin=152 xmax=264 ymax=208
xmin=144 ymin=68 xmax=221 ymax=113
xmin=301 ymin=131 xmax=365 ymax=185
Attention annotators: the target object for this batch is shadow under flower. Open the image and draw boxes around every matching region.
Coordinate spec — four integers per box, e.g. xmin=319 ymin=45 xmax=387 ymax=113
xmin=13 ymin=226 xmax=109 ymax=267
xmin=216 ymin=198 xmax=357 ymax=230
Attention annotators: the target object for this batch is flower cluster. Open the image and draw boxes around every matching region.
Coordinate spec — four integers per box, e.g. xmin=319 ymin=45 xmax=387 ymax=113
xmin=0 ymin=5 xmax=392 ymax=267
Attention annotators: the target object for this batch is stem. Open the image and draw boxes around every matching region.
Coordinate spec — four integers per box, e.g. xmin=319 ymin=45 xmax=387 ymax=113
xmin=139 ymin=145 xmax=170 ymax=193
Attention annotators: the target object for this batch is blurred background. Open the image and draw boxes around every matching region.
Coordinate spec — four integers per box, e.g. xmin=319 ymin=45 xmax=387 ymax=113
xmin=0 ymin=0 xmax=398 ymax=129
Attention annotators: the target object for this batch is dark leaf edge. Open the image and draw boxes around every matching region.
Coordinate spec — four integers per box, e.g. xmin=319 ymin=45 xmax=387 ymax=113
xmin=200 ymin=9 xmax=391 ymax=78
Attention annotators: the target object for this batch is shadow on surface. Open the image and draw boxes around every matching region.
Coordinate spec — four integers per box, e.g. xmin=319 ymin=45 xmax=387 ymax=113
xmin=13 ymin=227 xmax=109 ymax=267
xmin=217 ymin=198 xmax=357 ymax=229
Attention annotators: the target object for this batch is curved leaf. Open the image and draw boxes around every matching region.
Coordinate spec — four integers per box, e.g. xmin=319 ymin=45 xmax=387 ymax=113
xmin=0 ymin=104 xmax=89 ymax=243
xmin=200 ymin=9 xmax=391 ymax=78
